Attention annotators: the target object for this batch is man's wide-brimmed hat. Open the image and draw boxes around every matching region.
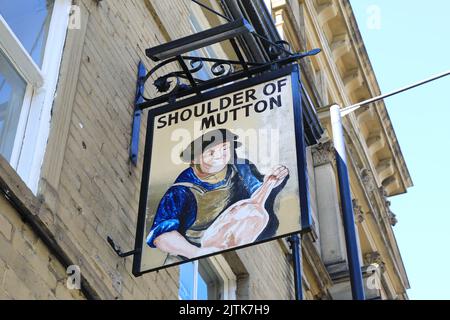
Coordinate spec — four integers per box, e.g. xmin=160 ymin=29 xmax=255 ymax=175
xmin=180 ymin=129 xmax=242 ymax=162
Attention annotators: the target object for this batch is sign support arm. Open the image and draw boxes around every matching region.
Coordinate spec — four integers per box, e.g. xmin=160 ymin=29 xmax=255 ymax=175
xmin=288 ymin=234 xmax=303 ymax=300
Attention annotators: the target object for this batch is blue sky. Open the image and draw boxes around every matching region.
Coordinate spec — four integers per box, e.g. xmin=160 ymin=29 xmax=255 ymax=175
xmin=350 ymin=1 xmax=450 ymax=300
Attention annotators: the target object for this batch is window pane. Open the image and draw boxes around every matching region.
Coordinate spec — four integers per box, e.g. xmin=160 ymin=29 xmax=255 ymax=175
xmin=179 ymin=262 xmax=195 ymax=300
xmin=0 ymin=50 xmax=26 ymax=161
xmin=0 ymin=0 xmax=55 ymax=67
xmin=197 ymin=271 xmax=209 ymax=300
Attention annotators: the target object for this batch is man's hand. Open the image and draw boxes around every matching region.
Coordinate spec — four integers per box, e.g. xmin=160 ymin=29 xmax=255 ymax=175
xmin=265 ymin=165 xmax=289 ymax=188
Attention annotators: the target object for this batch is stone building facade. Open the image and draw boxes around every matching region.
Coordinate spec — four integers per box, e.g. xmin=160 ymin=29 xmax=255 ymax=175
xmin=0 ymin=0 xmax=411 ymax=300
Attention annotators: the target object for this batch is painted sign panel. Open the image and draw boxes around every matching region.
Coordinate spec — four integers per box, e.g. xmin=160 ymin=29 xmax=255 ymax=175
xmin=133 ymin=65 xmax=311 ymax=275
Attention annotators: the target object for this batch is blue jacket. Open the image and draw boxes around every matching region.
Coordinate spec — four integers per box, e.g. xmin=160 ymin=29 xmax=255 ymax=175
xmin=146 ymin=163 xmax=262 ymax=248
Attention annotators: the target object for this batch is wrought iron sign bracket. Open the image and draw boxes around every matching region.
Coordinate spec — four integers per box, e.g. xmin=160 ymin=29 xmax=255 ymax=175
xmin=107 ymin=236 xmax=140 ymax=258
xmin=130 ymin=61 xmax=146 ymax=166
xmin=128 ymin=18 xmax=321 ymax=166
xmin=114 ymin=3 xmax=323 ymax=290
xmin=287 ymin=233 xmax=303 ymax=300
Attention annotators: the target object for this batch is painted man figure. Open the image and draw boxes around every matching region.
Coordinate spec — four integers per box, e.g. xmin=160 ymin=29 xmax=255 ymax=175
xmin=146 ymin=129 xmax=289 ymax=260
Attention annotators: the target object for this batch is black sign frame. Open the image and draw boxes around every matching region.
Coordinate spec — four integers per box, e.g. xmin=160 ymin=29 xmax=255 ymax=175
xmin=132 ymin=63 xmax=312 ymax=276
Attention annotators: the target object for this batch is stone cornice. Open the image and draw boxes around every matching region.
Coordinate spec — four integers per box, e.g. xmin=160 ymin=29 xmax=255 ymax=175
xmin=300 ymin=0 xmax=412 ymax=196
xmin=345 ymin=137 xmax=411 ymax=292
xmin=338 ymin=0 xmax=413 ymax=193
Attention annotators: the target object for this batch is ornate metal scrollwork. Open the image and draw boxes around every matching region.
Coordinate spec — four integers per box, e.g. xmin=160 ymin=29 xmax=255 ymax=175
xmin=187 ymin=57 xmax=205 ymax=74
xmin=153 ymin=71 xmax=201 ymax=94
xmin=210 ymin=61 xmax=234 ymax=77
xmin=154 ymin=75 xmax=178 ymax=93
xmin=140 ymin=55 xmax=263 ymax=100
xmin=268 ymin=40 xmax=293 ymax=60
xmin=136 ymin=40 xmax=321 ymax=110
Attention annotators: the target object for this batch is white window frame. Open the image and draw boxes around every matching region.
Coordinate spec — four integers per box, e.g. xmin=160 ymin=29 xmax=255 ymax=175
xmin=179 ymin=256 xmax=237 ymax=300
xmin=0 ymin=0 xmax=71 ymax=194
xmin=0 ymin=15 xmax=44 ymax=87
xmin=207 ymin=255 xmax=237 ymax=300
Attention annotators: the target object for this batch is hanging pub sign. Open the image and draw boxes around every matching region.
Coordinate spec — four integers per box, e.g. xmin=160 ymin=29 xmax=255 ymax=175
xmin=132 ymin=64 xmax=311 ymax=275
